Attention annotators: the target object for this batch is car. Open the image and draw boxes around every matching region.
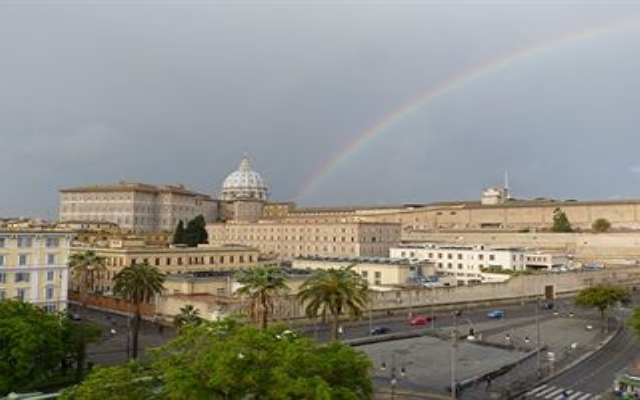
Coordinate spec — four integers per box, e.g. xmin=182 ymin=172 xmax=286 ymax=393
xmin=370 ymin=326 xmax=390 ymax=335
xmin=486 ymin=310 xmax=505 ymax=319
xmin=410 ymin=316 xmax=435 ymax=325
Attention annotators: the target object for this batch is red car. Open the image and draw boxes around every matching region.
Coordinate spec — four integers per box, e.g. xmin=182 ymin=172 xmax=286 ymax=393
xmin=410 ymin=316 xmax=435 ymax=325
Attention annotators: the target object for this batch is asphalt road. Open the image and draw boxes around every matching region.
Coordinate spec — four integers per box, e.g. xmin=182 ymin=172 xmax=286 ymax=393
xmin=522 ymin=322 xmax=640 ymax=400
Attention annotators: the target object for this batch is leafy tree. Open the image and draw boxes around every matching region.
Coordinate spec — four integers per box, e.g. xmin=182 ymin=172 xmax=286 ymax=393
xmin=592 ymin=218 xmax=611 ymax=233
xmin=0 ymin=300 xmax=67 ymax=395
xmin=58 ymin=361 xmax=159 ymax=400
xmin=184 ymin=215 xmax=208 ymax=247
xmin=297 ymin=266 xmax=369 ymax=341
xmin=575 ymin=284 xmax=630 ymax=331
xmin=67 ymin=250 xmax=106 ymax=380
xmin=149 ymin=320 xmax=373 ymax=399
xmin=235 ymin=266 xmax=290 ymax=330
xmin=171 ymin=220 xmax=186 ymax=245
xmin=552 ymin=207 xmax=573 ymax=232
xmin=172 ymin=304 xmax=203 ymax=333
xmin=113 ymin=262 xmax=166 ymax=360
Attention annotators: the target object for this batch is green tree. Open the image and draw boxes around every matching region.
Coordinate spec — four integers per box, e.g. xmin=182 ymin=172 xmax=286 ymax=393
xmin=150 ymin=320 xmax=373 ymax=399
xmin=0 ymin=300 xmax=67 ymax=395
xmin=113 ymin=262 xmax=166 ymax=360
xmin=184 ymin=215 xmax=208 ymax=247
xmin=172 ymin=304 xmax=203 ymax=333
xmin=575 ymin=284 xmax=630 ymax=331
xmin=297 ymin=266 xmax=370 ymax=341
xmin=171 ymin=220 xmax=186 ymax=245
xmin=58 ymin=361 xmax=159 ymax=400
xmin=552 ymin=207 xmax=573 ymax=232
xmin=67 ymin=250 xmax=106 ymax=380
xmin=235 ymin=265 xmax=290 ymax=330
xmin=592 ymin=218 xmax=611 ymax=233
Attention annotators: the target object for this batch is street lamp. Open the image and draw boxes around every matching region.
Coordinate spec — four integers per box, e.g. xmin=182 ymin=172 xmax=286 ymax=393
xmin=380 ymin=354 xmax=406 ymax=400
xmin=450 ymin=310 xmax=462 ymax=400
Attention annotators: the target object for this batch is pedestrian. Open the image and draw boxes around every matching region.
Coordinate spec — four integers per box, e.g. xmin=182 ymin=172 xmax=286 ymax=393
xmin=485 ymin=375 xmax=492 ymax=391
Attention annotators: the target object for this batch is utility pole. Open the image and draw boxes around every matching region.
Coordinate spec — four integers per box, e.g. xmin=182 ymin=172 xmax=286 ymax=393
xmin=536 ymin=297 xmax=542 ymax=377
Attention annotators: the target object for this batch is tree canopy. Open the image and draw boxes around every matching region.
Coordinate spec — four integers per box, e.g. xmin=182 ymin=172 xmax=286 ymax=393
xmin=171 ymin=220 xmax=186 ymax=245
xmin=172 ymin=215 xmax=209 ymax=247
xmin=0 ymin=300 xmax=68 ymax=395
xmin=551 ymin=208 xmax=573 ymax=232
xmin=297 ymin=266 xmax=370 ymax=341
xmin=172 ymin=304 xmax=203 ymax=333
xmin=575 ymin=284 xmax=630 ymax=330
xmin=62 ymin=320 xmax=373 ymax=399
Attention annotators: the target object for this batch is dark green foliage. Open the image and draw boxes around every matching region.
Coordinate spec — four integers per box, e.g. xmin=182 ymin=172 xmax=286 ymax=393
xmin=235 ymin=266 xmax=290 ymax=330
xmin=173 ymin=215 xmax=208 ymax=247
xmin=171 ymin=220 xmax=186 ymax=245
xmin=552 ymin=208 xmax=573 ymax=232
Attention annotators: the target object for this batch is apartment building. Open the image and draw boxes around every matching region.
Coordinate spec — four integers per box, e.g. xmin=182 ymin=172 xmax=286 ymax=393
xmin=207 ymin=220 xmax=402 ymax=259
xmin=0 ymin=228 xmax=74 ymax=312
xmin=59 ymin=182 xmax=218 ymax=233
xmin=77 ymin=241 xmax=261 ymax=295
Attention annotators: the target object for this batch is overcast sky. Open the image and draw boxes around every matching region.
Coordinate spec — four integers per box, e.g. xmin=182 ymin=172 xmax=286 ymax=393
xmin=2 ymin=1 xmax=640 ymax=218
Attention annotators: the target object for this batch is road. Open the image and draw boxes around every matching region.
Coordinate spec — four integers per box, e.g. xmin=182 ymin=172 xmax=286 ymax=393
xmin=522 ymin=323 xmax=640 ymax=400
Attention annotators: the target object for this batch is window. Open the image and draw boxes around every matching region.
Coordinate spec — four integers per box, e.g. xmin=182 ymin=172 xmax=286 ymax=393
xmin=0 ymin=290 xmax=5 ymax=300
xmin=18 ymin=254 xmax=28 ymax=266
xmin=15 ymin=272 xmax=30 ymax=283
xmin=0 ymin=238 xmax=5 ymax=248
xmin=17 ymin=236 xmax=33 ymax=248
xmin=0 ymin=273 xmax=5 ymax=283
xmin=45 ymin=286 xmax=54 ymax=300
xmin=45 ymin=237 xmax=60 ymax=248
xmin=362 ymin=271 xmax=368 ymax=278
xmin=374 ymin=271 xmax=381 ymax=278
xmin=0 ymin=255 xmax=4 ymax=266
xmin=47 ymin=253 xmax=56 ymax=265
xmin=16 ymin=288 xmax=28 ymax=300
xmin=47 ymin=270 xmax=54 ymax=281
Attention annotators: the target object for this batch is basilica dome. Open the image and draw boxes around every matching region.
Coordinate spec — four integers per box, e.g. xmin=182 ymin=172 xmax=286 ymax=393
xmin=219 ymin=155 xmax=268 ymax=201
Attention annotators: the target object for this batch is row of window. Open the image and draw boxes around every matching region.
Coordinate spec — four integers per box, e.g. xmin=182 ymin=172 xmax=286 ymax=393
xmin=0 ymin=237 xmax=61 ymax=248
xmin=102 ymin=254 xmax=256 ymax=268
xmin=0 ymin=253 xmax=59 ymax=266
xmin=0 ymin=286 xmax=56 ymax=301
xmin=0 ymin=270 xmax=58 ymax=283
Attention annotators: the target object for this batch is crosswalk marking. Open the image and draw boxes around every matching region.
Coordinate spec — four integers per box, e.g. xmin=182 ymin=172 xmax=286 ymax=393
xmin=525 ymin=384 xmax=598 ymax=399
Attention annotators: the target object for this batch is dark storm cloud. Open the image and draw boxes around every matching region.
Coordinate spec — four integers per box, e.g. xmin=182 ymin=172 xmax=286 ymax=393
xmin=1 ymin=1 xmax=640 ymax=217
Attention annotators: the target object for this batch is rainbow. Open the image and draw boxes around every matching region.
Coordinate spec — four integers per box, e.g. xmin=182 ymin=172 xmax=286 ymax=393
xmin=295 ymin=17 xmax=640 ymax=202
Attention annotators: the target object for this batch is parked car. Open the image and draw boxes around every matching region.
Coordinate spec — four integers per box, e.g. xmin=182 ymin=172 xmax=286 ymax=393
xmin=410 ymin=316 xmax=435 ymax=325
xmin=370 ymin=326 xmax=390 ymax=335
xmin=486 ymin=310 xmax=505 ymax=319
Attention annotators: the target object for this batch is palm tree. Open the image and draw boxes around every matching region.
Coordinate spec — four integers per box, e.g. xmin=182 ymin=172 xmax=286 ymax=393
xmin=297 ymin=266 xmax=370 ymax=341
xmin=173 ymin=304 xmax=203 ymax=333
xmin=234 ymin=265 xmax=290 ymax=330
xmin=113 ymin=262 xmax=165 ymax=359
xmin=68 ymin=250 xmax=107 ymax=312
xmin=67 ymin=250 xmax=106 ymax=381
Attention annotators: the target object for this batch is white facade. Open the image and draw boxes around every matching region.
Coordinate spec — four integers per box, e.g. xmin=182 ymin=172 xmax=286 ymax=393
xmin=390 ymin=243 xmax=527 ymax=284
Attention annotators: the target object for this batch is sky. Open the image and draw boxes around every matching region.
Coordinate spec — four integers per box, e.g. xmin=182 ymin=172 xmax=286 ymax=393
xmin=2 ymin=0 xmax=640 ymax=218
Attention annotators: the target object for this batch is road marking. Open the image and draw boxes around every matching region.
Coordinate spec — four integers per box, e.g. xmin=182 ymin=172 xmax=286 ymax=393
xmin=524 ymin=386 xmax=598 ymax=400
xmin=528 ymin=384 xmax=549 ymax=395
xmin=574 ymin=393 xmax=593 ymax=400
xmin=543 ymin=388 xmax=565 ymax=398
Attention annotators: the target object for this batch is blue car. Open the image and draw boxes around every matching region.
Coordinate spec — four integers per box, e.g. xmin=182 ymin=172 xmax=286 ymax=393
xmin=486 ymin=310 xmax=505 ymax=319
xmin=370 ymin=326 xmax=390 ymax=335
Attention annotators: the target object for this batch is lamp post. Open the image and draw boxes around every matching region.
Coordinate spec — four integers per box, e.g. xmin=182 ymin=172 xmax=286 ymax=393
xmin=451 ymin=310 xmax=461 ymax=400
xmin=381 ymin=354 xmax=406 ymax=400
xmin=536 ymin=297 xmax=542 ymax=377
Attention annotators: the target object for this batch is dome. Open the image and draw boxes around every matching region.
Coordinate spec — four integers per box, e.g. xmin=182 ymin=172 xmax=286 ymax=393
xmin=219 ymin=155 xmax=268 ymax=201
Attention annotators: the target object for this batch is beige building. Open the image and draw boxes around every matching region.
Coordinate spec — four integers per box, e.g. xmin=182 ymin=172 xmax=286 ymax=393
xmin=75 ymin=241 xmax=261 ymax=295
xmin=59 ymin=181 xmax=218 ymax=233
xmin=207 ymin=220 xmax=402 ymax=260
xmin=292 ymin=256 xmax=436 ymax=288
xmin=0 ymin=228 xmax=74 ymax=313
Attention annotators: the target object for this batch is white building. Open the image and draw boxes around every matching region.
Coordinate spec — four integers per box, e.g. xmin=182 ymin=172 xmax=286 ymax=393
xmin=390 ymin=243 xmax=528 ymax=284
